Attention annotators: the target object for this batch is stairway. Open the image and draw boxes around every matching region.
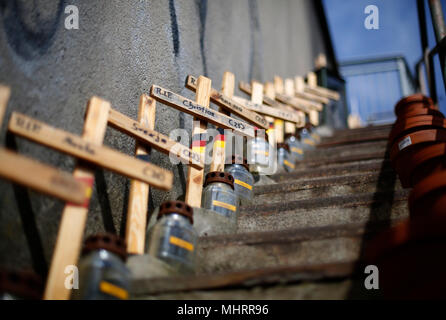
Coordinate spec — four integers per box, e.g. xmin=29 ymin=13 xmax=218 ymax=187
xmin=131 ymin=124 xmax=404 ymax=299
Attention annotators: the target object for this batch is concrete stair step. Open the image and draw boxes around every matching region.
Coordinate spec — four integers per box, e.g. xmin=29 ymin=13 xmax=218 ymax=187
xmin=131 ymin=220 xmax=397 ymax=299
xmin=253 ymin=171 xmax=402 ymax=204
xmin=131 ymin=262 xmax=356 ymax=299
xmin=238 ymin=190 xmax=409 ymax=233
xmin=271 ymin=159 xmax=390 ymax=182
xmin=332 ymin=124 xmax=392 ymax=138
xmin=294 ymin=151 xmax=387 ymax=169
xmin=303 ymin=140 xmax=388 ymax=161
xmin=197 ymin=220 xmax=402 ymax=274
xmin=319 ymin=131 xmax=389 ymax=147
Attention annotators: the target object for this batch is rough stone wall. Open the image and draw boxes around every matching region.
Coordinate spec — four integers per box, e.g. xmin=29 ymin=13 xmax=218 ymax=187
xmin=0 ymin=0 xmax=331 ymax=274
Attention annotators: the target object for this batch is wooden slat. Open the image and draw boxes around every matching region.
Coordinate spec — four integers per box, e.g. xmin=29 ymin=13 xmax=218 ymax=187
xmin=280 ymin=77 xmax=302 ymax=134
xmin=107 ymin=107 xmax=203 ymax=169
xmin=0 ymin=148 xmax=87 ymax=204
xmin=44 ymin=96 xmax=111 ymax=300
xmin=0 ymin=85 xmax=88 ymax=204
xmin=150 ymin=85 xmax=255 ymax=138
xmin=294 ymin=76 xmax=329 ymax=105
xmin=185 ymin=75 xmax=269 ymax=130
xmin=232 ymin=96 xmax=300 ymax=123
xmin=247 ymin=82 xmax=272 ymax=146
xmin=275 ymin=76 xmax=322 ymax=112
xmin=239 ymin=81 xmax=282 ymax=109
xmin=125 ymin=95 xmax=156 ymax=255
xmin=304 ymin=72 xmax=340 ymax=100
xmin=0 ymin=85 xmax=11 ymax=129
xmin=8 ymin=112 xmax=173 ymax=190
xmin=265 ymin=82 xmax=284 ymax=143
xmin=209 ymin=72 xmax=236 ymax=172
xmin=185 ymin=76 xmax=211 ymax=207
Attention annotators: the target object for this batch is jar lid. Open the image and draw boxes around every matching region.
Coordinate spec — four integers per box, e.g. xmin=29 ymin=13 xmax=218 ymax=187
xmin=277 ymin=142 xmax=289 ymax=151
xmin=82 ymin=233 xmax=127 ymax=261
xmin=0 ymin=270 xmax=43 ymax=300
xmin=227 ymin=155 xmax=249 ymax=171
xmin=204 ymin=171 xmax=234 ymax=189
xmin=157 ymin=200 xmax=193 ymax=224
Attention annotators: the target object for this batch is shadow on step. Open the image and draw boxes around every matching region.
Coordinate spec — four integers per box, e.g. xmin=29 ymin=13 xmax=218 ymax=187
xmin=347 ymin=144 xmax=396 ymax=299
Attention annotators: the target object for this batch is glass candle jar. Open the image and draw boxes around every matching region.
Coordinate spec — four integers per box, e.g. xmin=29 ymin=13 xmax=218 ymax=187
xmin=285 ymin=133 xmax=304 ymax=163
xmin=77 ymin=233 xmax=130 ymax=300
xmin=225 ymin=155 xmax=254 ymax=202
xmin=247 ymin=131 xmax=270 ymax=168
xmin=0 ymin=270 xmax=43 ymax=300
xmin=146 ymin=201 xmax=197 ymax=274
xmin=299 ymin=126 xmax=317 ymax=150
xmin=202 ymin=171 xmax=238 ymax=225
xmin=277 ymin=143 xmax=294 ymax=172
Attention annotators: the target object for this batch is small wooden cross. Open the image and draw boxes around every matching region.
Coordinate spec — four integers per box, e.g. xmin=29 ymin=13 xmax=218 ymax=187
xmin=13 ymin=97 xmax=173 ymax=300
xmin=8 ymin=111 xmax=172 ymax=189
xmin=151 ymin=76 xmax=258 ymax=207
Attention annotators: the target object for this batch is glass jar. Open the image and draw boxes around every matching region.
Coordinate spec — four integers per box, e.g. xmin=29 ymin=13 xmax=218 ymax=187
xmin=202 ymin=171 xmax=238 ymax=225
xmin=285 ymin=133 xmax=304 ymax=163
xmin=277 ymin=143 xmax=294 ymax=172
xmin=77 ymin=233 xmax=130 ymax=300
xmin=247 ymin=131 xmax=270 ymax=168
xmin=299 ymin=126 xmax=317 ymax=150
xmin=0 ymin=270 xmax=43 ymax=300
xmin=146 ymin=201 xmax=197 ymax=274
xmin=225 ymin=155 xmax=254 ymax=202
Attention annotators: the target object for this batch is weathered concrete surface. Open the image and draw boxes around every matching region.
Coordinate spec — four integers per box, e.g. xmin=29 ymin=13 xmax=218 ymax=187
xmin=196 ymin=220 xmax=403 ymax=274
xmin=271 ymin=159 xmax=390 ymax=181
xmin=238 ymin=190 xmax=409 ymax=233
xmin=304 ymin=140 xmax=388 ymax=160
xmin=135 ymin=279 xmax=354 ymax=300
xmin=0 ymin=1 xmax=333 ymax=273
xmin=254 ymin=172 xmax=403 ymax=204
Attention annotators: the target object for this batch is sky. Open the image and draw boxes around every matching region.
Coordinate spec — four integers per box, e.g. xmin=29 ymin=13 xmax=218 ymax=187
xmin=323 ymin=0 xmax=446 ymax=118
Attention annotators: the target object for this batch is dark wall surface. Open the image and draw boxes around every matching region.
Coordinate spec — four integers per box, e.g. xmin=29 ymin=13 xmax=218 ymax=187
xmin=0 ymin=0 xmax=332 ymax=274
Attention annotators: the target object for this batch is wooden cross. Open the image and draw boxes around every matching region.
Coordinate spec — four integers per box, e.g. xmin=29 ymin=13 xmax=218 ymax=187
xmin=28 ymin=97 xmax=172 ymax=299
xmin=150 ymin=84 xmax=255 ymax=137
xmin=0 ymin=85 xmax=88 ymax=204
xmin=232 ymin=94 xmax=301 ymax=124
xmin=186 ymin=72 xmax=269 ymax=172
xmin=238 ymin=80 xmax=298 ymax=144
xmin=150 ymin=76 xmax=257 ymax=207
xmin=185 ymin=74 xmax=269 ymax=130
xmin=8 ymin=112 xmax=172 ymax=189
xmin=43 ymin=97 xmax=110 ymax=300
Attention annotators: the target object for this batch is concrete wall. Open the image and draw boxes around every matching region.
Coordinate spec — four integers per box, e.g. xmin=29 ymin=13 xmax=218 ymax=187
xmin=0 ymin=0 xmax=332 ymax=274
